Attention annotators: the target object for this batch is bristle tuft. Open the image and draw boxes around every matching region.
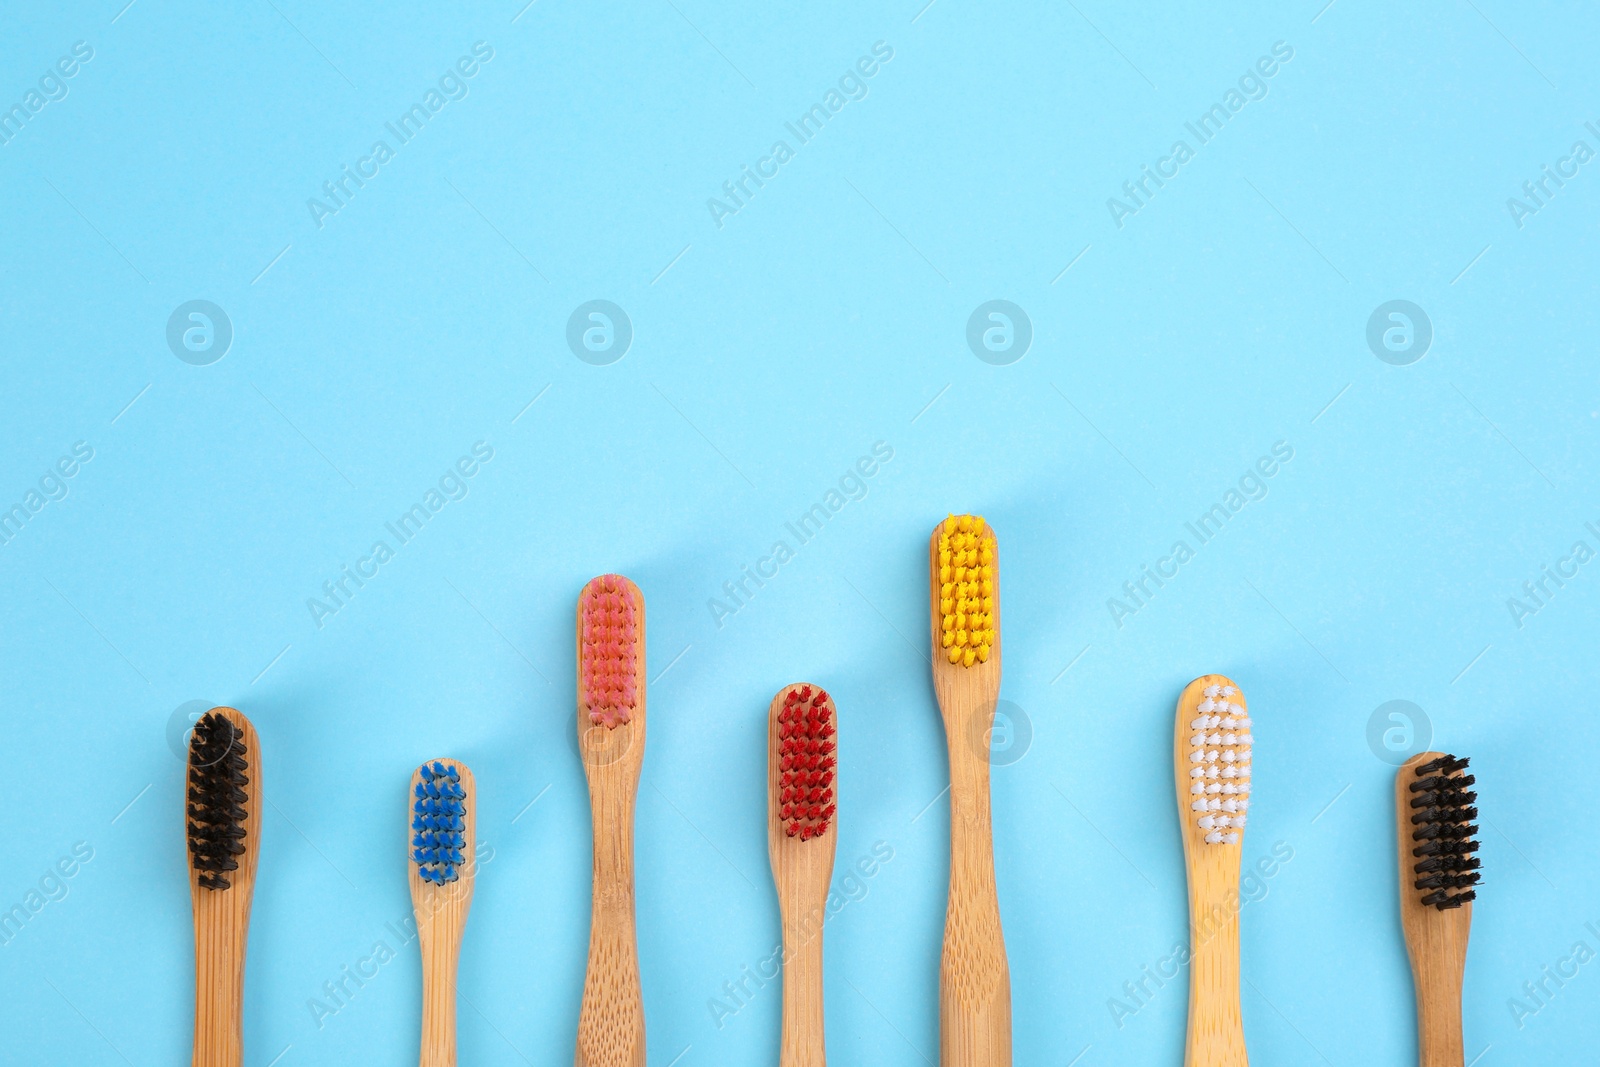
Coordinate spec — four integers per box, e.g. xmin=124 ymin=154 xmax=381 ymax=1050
xmin=937 ymin=514 xmax=994 ymax=667
xmin=580 ymin=574 xmax=639 ymax=729
xmin=1186 ymin=682 xmax=1250 ymax=845
xmin=777 ymin=686 xmax=836 ymax=841
xmin=412 ymin=761 xmax=467 ymax=885
xmin=1409 ymin=753 xmax=1480 ymax=910
xmin=187 ymin=711 xmax=249 ymax=891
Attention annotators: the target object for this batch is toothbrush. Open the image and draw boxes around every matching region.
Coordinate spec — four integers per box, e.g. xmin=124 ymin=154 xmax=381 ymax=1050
xmin=575 ymin=574 xmax=648 ymax=1067
xmin=1396 ymin=752 xmax=1479 ymax=1067
xmin=767 ymin=683 xmax=838 ymax=1067
xmin=186 ymin=707 xmax=262 ymax=1067
xmin=1173 ymin=676 xmax=1253 ymax=1067
xmin=927 ymin=514 xmax=1010 ymax=1067
xmin=409 ymin=758 xmax=477 ymax=1067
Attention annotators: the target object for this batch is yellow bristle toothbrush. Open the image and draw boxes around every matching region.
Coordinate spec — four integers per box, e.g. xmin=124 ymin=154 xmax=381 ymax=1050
xmin=928 ymin=514 xmax=1010 ymax=1067
xmin=575 ymin=574 xmax=648 ymax=1067
xmin=767 ymin=683 xmax=839 ymax=1067
xmin=186 ymin=707 xmax=263 ymax=1067
xmin=1174 ymin=675 xmax=1254 ymax=1066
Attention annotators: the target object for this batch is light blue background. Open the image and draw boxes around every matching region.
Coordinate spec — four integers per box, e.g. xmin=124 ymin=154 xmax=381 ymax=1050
xmin=2 ymin=1 xmax=1597 ymax=1064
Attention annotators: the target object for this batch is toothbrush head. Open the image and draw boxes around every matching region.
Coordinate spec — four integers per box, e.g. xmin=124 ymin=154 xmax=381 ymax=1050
xmin=411 ymin=760 xmax=469 ymax=886
xmin=579 ymin=574 xmax=641 ymax=730
xmin=772 ymin=684 xmax=837 ymax=841
xmin=187 ymin=710 xmax=254 ymax=892
xmin=933 ymin=514 xmax=997 ymax=668
xmin=1180 ymin=678 xmax=1252 ymax=846
xmin=1406 ymin=754 xmax=1480 ymax=910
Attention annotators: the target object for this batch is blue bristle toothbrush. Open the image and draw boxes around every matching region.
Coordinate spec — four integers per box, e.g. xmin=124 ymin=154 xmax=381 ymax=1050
xmin=408 ymin=758 xmax=477 ymax=1067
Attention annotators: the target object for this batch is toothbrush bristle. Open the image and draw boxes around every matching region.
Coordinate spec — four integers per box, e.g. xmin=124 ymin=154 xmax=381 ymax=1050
xmin=411 ymin=761 xmax=466 ymax=885
xmin=186 ymin=711 xmax=249 ymax=891
xmin=937 ymin=514 xmax=995 ymax=667
xmin=1186 ymin=682 xmax=1251 ymax=845
xmin=1409 ymin=754 xmax=1480 ymax=910
xmin=777 ymin=685 xmax=836 ymax=840
xmin=580 ymin=574 xmax=639 ymax=729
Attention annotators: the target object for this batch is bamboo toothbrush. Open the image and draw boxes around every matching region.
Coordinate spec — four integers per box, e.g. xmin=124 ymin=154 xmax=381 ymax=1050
xmin=186 ymin=707 xmax=263 ymax=1067
xmin=928 ymin=514 xmax=1010 ymax=1067
xmin=767 ymin=683 xmax=839 ymax=1067
xmin=575 ymin=574 xmax=648 ymax=1067
xmin=1174 ymin=675 xmax=1254 ymax=1067
xmin=409 ymin=758 xmax=477 ymax=1067
xmin=1396 ymin=752 xmax=1480 ymax=1067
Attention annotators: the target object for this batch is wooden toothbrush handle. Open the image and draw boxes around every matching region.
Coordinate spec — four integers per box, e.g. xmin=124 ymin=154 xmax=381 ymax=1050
xmin=418 ymin=922 xmax=463 ymax=1067
xmin=1184 ymin=891 xmax=1247 ymax=1067
xmin=192 ymin=904 xmax=250 ymax=1067
xmin=779 ymin=905 xmax=827 ymax=1067
xmin=1412 ymin=955 xmax=1465 ymax=1067
xmin=940 ymin=757 xmax=1011 ymax=1067
xmin=576 ymin=795 xmax=645 ymax=1067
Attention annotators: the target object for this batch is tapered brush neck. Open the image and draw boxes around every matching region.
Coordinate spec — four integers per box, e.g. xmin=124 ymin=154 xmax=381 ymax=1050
xmin=1174 ymin=677 xmax=1251 ymax=1067
xmin=928 ymin=519 xmax=1012 ymax=1067
xmin=767 ymin=684 xmax=837 ymax=1067
xmin=1396 ymin=752 xmax=1473 ymax=1067
xmin=188 ymin=708 xmax=261 ymax=1067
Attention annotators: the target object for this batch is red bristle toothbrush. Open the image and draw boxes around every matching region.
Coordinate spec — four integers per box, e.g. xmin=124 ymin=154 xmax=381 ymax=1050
xmin=768 ymin=683 xmax=838 ymax=1067
xmin=575 ymin=574 xmax=648 ymax=1067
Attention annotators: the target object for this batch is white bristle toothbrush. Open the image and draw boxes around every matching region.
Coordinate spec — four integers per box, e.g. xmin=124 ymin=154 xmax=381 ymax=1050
xmin=1173 ymin=676 xmax=1253 ymax=1066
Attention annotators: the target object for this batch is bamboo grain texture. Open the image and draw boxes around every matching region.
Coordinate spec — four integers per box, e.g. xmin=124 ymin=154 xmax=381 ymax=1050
xmin=1396 ymin=751 xmax=1471 ymax=1067
xmin=927 ymin=519 xmax=1011 ymax=1067
xmin=576 ymin=578 xmax=648 ymax=1067
xmin=1173 ymin=676 xmax=1249 ymax=1067
xmin=768 ymin=684 xmax=838 ymax=1067
xmin=189 ymin=706 xmax=262 ymax=1067
xmin=409 ymin=759 xmax=477 ymax=1067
